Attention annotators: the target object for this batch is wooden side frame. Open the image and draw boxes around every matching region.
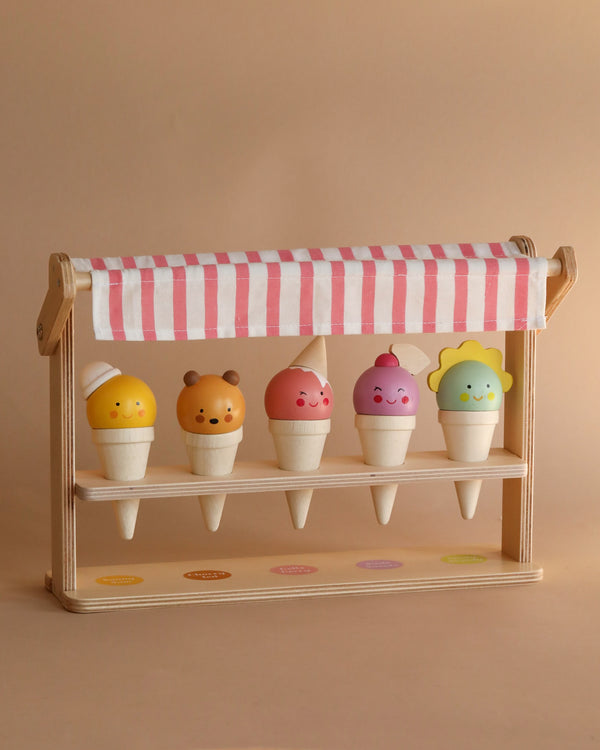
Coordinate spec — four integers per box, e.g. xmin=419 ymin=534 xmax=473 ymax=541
xmin=46 ymin=311 xmax=77 ymax=602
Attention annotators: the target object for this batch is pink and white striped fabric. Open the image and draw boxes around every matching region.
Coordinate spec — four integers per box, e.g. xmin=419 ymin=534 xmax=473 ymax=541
xmin=71 ymin=243 xmax=548 ymax=341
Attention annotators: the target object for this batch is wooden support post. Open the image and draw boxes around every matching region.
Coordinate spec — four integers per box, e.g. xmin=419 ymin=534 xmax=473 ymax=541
xmin=502 ymin=329 xmax=536 ymax=562
xmin=48 ymin=310 xmax=77 ymax=599
xmin=502 ymin=235 xmax=537 ymax=562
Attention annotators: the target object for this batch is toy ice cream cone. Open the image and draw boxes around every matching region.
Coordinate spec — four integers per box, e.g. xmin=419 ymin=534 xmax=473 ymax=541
xmin=353 ymin=344 xmax=429 ymax=525
xmin=438 ymin=410 xmax=499 ymax=462
xmin=177 ymin=369 xmax=245 ymax=532
xmin=355 ymin=414 xmax=416 ymax=466
xmin=91 ymin=426 xmax=155 ymax=480
xmin=182 ymin=427 xmax=243 ymax=531
xmin=428 ymin=341 xmax=513 ymax=520
xmin=268 ymin=418 xmax=330 ymax=471
xmin=182 ymin=428 xmax=243 ymax=475
xmin=81 ymin=362 xmax=156 ymax=540
xmin=264 ymin=336 xmax=333 ymax=529
xmin=112 ymin=498 xmax=141 ymax=541
xmin=198 ymin=494 xmax=227 ymax=533
xmin=285 ymin=490 xmax=313 ymax=530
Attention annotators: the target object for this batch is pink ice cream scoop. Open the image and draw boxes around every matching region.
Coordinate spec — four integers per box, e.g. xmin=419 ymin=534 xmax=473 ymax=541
xmin=265 ymin=367 xmax=334 ymax=420
xmin=353 ymin=352 xmax=420 ymax=416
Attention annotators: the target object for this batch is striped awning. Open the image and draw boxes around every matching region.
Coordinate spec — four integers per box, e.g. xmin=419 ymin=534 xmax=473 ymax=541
xmin=71 ymin=243 xmax=548 ymax=341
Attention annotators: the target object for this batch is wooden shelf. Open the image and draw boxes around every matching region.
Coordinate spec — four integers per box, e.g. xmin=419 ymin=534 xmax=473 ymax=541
xmin=75 ymin=448 xmax=527 ymax=502
xmin=45 ymin=546 xmax=543 ymax=613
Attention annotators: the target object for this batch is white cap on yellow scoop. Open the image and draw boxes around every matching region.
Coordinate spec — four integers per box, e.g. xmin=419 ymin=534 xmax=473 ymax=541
xmin=80 ymin=361 xmax=122 ymax=400
xmin=289 ymin=336 xmax=327 ymax=378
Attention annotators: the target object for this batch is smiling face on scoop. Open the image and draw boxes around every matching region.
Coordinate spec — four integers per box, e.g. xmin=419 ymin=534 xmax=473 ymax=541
xmin=436 ymin=360 xmax=503 ymax=411
xmin=353 ymin=352 xmax=420 ymax=416
xmin=264 ymin=367 xmax=333 ymax=420
xmin=177 ymin=371 xmax=245 ymax=434
xmin=86 ymin=374 xmax=157 ymax=429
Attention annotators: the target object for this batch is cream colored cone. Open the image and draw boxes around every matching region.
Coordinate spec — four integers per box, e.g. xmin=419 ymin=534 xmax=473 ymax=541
xmin=269 ymin=419 xmax=330 ymax=529
xmin=455 ymin=480 xmax=482 ymax=520
xmin=183 ymin=427 xmax=243 ymax=476
xmin=355 ymin=414 xmax=415 ymax=466
xmin=183 ymin=427 xmax=243 ymax=531
xmin=91 ymin=426 xmax=153 ymax=540
xmin=286 ymin=489 xmax=313 ymax=529
xmin=370 ymin=484 xmax=398 ymax=525
xmin=269 ymin=419 xmax=330 ymax=471
xmin=438 ymin=410 xmax=498 ymax=462
xmin=355 ymin=414 xmax=415 ymax=524
xmin=290 ymin=335 xmax=327 ymax=376
xmin=199 ymin=494 xmax=227 ymax=532
xmin=438 ymin=410 xmax=499 ymax=519
xmin=112 ymin=498 xmax=140 ymax=540
xmin=92 ymin=426 xmax=154 ymax=481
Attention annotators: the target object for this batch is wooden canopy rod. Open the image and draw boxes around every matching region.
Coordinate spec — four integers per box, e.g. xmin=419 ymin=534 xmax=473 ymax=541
xmin=72 ymin=257 xmax=565 ymax=293
xmin=36 ymin=244 xmax=577 ymax=357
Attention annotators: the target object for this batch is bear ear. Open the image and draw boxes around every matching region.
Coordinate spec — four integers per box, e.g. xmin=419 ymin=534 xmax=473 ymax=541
xmin=183 ymin=370 xmax=200 ymax=387
xmin=222 ymin=370 xmax=240 ymax=386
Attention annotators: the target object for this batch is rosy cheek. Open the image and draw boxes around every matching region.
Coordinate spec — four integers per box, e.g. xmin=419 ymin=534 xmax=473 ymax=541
xmin=401 ymin=396 xmax=409 ymax=405
xmin=224 ymin=414 xmax=233 ymax=422
xmin=110 ymin=410 xmax=118 ymax=419
xmin=373 ymin=395 xmax=382 ymax=403
xmin=296 ymin=398 xmax=305 ymax=407
xmin=138 ymin=409 xmax=146 ymax=417
xmin=322 ymin=398 xmax=329 ymax=406
xmin=195 ymin=414 xmax=205 ymax=423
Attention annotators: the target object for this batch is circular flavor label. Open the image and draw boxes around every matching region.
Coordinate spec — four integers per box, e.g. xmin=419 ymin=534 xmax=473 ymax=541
xmin=183 ymin=570 xmax=232 ymax=581
xmin=356 ymin=559 xmax=404 ymax=570
xmin=95 ymin=575 xmax=144 ymax=586
xmin=270 ymin=564 xmax=319 ymax=576
xmin=441 ymin=554 xmax=487 ymax=565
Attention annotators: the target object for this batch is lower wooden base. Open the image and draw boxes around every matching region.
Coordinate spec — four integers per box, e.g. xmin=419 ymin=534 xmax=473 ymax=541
xmin=45 ymin=547 xmax=543 ymax=613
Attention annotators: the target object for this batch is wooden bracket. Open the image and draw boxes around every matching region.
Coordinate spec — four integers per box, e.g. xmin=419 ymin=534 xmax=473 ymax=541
xmin=545 ymin=246 xmax=577 ymax=323
xmin=36 ymin=253 xmax=77 ymax=356
xmin=510 ymin=235 xmax=577 ymax=324
xmin=510 ymin=234 xmax=537 ymax=258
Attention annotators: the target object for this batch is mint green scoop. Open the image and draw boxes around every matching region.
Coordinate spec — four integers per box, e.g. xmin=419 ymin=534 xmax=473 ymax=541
xmin=436 ymin=360 xmax=503 ymax=411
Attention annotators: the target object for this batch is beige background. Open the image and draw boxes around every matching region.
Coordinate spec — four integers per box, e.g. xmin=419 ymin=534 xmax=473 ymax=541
xmin=2 ymin=1 xmax=599 ymax=748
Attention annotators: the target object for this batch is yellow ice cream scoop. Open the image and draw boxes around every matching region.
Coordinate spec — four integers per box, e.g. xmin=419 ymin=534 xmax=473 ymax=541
xmin=81 ymin=361 xmax=156 ymax=429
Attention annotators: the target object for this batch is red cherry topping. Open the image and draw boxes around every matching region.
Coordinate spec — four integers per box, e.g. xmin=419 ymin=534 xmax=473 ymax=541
xmin=374 ymin=352 xmax=399 ymax=367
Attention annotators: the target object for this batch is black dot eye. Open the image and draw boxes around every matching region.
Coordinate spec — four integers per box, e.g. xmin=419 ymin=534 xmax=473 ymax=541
xmin=199 ymin=408 xmax=204 ymax=413
xmin=486 ymin=384 xmax=490 ymax=388
xmin=115 ymin=402 xmax=120 ymax=406
xmin=467 ymin=385 xmax=471 ymax=390
xmin=320 ymin=391 xmax=324 ymax=396
xmin=227 ymin=407 xmax=231 ymax=412
xmin=136 ymin=401 xmax=141 ymax=405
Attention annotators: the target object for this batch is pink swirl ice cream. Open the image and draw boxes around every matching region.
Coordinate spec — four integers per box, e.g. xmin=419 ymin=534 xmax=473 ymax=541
xmin=353 ymin=351 xmax=419 ymax=416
